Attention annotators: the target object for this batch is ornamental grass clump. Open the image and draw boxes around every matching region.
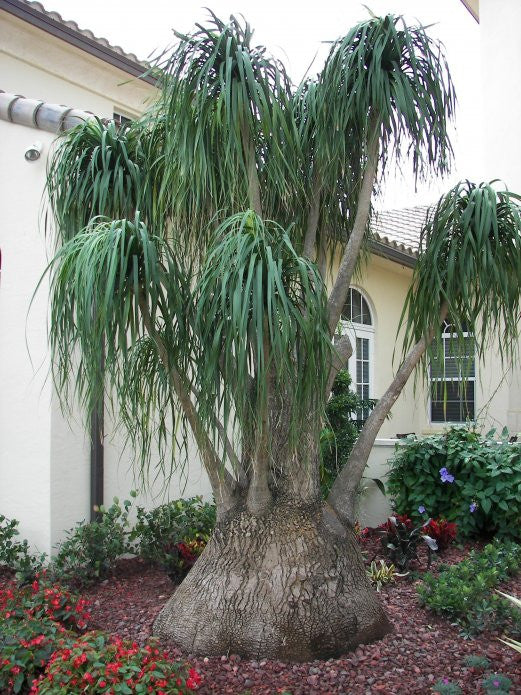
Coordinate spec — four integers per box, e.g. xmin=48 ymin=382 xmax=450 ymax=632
xmin=418 ymin=540 xmax=521 ymax=635
xmin=30 ymin=633 xmax=201 ymax=694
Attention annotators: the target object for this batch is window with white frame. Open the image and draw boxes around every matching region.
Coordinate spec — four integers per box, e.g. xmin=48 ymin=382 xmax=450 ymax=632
xmin=337 ymin=288 xmax=374 ymax=420
xmin=430 ymin=320 xmax=475 ymax=423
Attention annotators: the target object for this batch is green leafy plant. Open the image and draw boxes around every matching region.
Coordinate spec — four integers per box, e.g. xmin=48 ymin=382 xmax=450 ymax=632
xmin=320 ymin=370 xmax=376 ymax=495
xmin=0 ymin=515 xmax=46 ymax=584
xmin=51 ymin=498 xmax=132 ymax=586
xmin=379 ymin=515 xmax=438 ymax=572
xmin=481 ymin=673 xmax=512 ymax=694
xmin=387 ymin=427 xmax=521 ymax=539
xmin=30 ymin=632 xmax=201 ymax=694
xmin=0 ymin=576 xmax=90 ymax=631
xmin=130 ymin=497 xmax=216 ymax=579
xmin=463 ymin=654 xmax=490 ymax=669
xmin=418 ymin=540 xmax=521 ymax=634
xmin=366 ymin=560 xmax=401 ymax=591
xmin=0 ymin=616 xmax=72 ymax=695
xmin=432 ymin=679 xmax=462 ymax=695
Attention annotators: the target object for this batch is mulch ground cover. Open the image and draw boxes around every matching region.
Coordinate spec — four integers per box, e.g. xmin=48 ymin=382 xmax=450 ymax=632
xmin=77 ymin=541 xmax=521 ymax=695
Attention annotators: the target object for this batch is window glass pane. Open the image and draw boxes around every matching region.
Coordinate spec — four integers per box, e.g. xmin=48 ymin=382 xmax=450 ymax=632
xmin=352 ymin=290 xmax=362 ymax=323
xmin=361 ymin=296 xmax=372 ymax=325
xmin=430 ymin=326 xmax=475 ymax=423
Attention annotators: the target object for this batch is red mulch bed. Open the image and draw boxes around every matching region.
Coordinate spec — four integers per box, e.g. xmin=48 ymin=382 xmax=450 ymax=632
xmin=2 ymin=544 xmax=520 ymax=693
xmin=75 ymin=541 xmax=521 ymax=695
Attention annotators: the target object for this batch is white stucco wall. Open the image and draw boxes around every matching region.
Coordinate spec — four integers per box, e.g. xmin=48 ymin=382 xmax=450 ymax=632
xmin=0 ymin=121 xmax=55 ymax=555
xmin=1 ymin=10 xmax=211 ymax=555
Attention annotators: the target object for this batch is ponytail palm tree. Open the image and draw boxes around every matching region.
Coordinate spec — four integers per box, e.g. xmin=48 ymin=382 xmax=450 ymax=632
xmin=43 ymin=11 xmax=521 ymax=660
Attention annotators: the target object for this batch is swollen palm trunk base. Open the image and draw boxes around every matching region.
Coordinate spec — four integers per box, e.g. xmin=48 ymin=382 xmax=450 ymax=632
xmin=153 ymin=505 xmax=392 ymax=660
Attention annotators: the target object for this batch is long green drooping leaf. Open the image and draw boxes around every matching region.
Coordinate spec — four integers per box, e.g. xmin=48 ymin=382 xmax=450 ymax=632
xmin=149 ymin=11 xmax=303 ymax=258
xmin=193 ymin=211 xmax=332 ymax=457
xmin=296 ymin=14 xmax=455 ymax=257
xmin=42 ymin=215 xmax=191 ymax=475
xmin=401 ymin=180 xmax=521 ymax=371
xmin=46 ymin=118 xmax=155 ymax=244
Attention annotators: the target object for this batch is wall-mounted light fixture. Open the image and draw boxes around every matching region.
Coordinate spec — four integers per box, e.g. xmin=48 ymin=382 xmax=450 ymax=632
xmin=24 ymin=141 xmax=43 ymax=161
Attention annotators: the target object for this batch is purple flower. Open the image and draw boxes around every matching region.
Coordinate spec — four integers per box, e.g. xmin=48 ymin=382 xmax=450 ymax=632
xmin=418 ymin=505 xmax=426 ymax=514
xmin=469 ymin=502 xmax=477 ymax=513
xmin=439 ymin=467 xmax=455 ymax=483
xmin=493 ymin=680 xmax=500 ymax=688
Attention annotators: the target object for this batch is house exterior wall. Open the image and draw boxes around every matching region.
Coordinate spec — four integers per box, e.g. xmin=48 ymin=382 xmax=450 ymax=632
xmin=0 ymin=10 xmax=212 ymax=556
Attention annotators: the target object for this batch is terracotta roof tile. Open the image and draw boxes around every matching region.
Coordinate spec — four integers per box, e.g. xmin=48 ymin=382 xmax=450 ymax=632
xmin=370 ymin=205 xmax=431 ymax=257
xmin=16 ymin=0 xmax=148 ymax=67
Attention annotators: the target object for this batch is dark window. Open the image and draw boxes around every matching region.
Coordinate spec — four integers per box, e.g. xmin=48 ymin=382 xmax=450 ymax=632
xmin=113 ymin=112 xmax=132 ymax=128
xmin=430 ymin=322 xmax=475 ymax=422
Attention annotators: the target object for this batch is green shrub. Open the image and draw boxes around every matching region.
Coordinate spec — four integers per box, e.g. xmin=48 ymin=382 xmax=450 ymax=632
xmin=0 ymin=616 xmax=72 ymax=695
xmin=0 ymin=580 xmax=84 ymax=694
xmin=31 ymin=632 xmax=201 ymax=694
xmin=130 ymin=496 xmax=216 ymax=579
xmin=387 ymin=427 xmax=521 ymax=539
xmin=0 ymin=515 xmax=46 ymax=584
xmin=51 ymin=497 xmax=132 ymax=586
xmin=418 ymin=540 xmax=521 ymax=635
xmin=320 ymin=369 xmax=376 ymax=496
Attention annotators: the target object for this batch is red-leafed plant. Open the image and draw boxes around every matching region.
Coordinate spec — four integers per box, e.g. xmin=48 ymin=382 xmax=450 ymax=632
xmin=423 ymin=518 xmax=457 ymax=551
xmin=379 ymin=515 xmax=413 ymax=534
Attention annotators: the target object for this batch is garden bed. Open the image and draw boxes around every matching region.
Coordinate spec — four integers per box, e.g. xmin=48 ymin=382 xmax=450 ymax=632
xmin=73 ymin=543 xmax=521 ymax=695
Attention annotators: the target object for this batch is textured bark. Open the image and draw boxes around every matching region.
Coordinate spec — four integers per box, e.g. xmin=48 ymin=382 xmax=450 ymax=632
xmin=153 ymin=503 xmax=392 ymax=660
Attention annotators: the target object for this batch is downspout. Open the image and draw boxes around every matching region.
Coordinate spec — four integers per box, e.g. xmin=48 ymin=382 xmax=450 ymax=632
xmin=0 ymin=90 xmax=104 ymax=517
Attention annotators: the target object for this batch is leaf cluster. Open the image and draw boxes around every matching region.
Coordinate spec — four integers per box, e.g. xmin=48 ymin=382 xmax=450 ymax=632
xmin=418 ymin=540 xmax=521 ymax=636
xmin=379 ymin=514 xmax=437 ymax=572
xmin=388 ymin=427 xmax=521 ymax=539
xmin=401 ymin=181 xmax=521 ymax=374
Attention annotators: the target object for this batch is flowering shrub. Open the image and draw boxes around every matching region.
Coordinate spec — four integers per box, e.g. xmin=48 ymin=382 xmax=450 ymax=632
xmin=0 ymin=575 xmax=90 ymax=631
xmin=422 ymin=519 xmax=457 ymax=551
xmin=0 ymin=616 xmax=72 ymax=695
xmin=30 ymin=632 xmax=201 ymax=694
xmin=130 ymin=497 xmax=215 ymax=580
xmin=387 ymin=427 xmax=521 ymax=539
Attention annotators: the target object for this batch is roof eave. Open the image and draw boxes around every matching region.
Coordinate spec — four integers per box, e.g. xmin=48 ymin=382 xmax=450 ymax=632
xmin=369 ymin=240 xmax=417 ymax=268
xmin=0 ymin=0 xmax=157 ymax=85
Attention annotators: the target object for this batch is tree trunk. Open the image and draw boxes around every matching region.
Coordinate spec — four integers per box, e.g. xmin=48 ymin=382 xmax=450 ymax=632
xmin=153 ymin=502 xmax=391 ymax=660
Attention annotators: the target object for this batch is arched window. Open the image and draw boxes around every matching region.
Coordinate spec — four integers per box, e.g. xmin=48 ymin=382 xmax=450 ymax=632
xmin=337 ymin=288 xmax=375 ymax=420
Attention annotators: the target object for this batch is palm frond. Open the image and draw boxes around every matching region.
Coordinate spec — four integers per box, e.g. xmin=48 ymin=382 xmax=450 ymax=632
xmin=149 ymin=11 xmax=303 ymax=257
xmin=193 ymin=211 xmax=332 ymax=455
xmin=401 ymin=180 xmax=521 ymax=371
xmin=42 ymin=215 xmax=190 ymax=463
xmin=46 ymin=118 xmax=153 ymax=244
xmin=297 ymin=14 xmax=455 ymax=257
